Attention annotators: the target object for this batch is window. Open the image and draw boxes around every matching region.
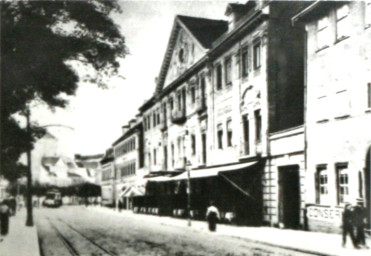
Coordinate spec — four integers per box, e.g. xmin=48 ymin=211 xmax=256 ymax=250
xmin=171 ymin=143 xmax=174 ymax=167
xmin=366 ymin=1 xmax=371 ymax=27
xmin=216 ymin=63 xmax=222 ymax=90
xmin=226 ymin=119 xmax=232 ymax=147
xmin=315 ymin=165 xmax=328 ymax=204
xmin=368 ymin=83 xmax=371 ymax=109
xmin=191 ymin=134 xmax=196 ymax=155
xmin=157 ymin=110 xmax=160 ymax=125
xmin=177 ymin=92 xmax=182 ymax=110
xmin=254 ymin=110 xmax=262 ymax=142
xmin=153 ymin=112 xmax=156 ymax=126
xmin=147 ymin=116 xmax=151 ymax=129
xmin=191 ymin=86 xmax=196 ymax=104
xmin=201 ymin=133 xmax=207 ymax=164
xmin=217 ymin=124 xmax=223 ymax=149
xmin=143 ymin=118 xmax=147 ymax=132
xmin=225 ymin=57 xmax=232 ymax=85
xmin=242 ymin=114 xmax=250 ymax=155
xmin=153 ymin=149 xmax=157 ymax=165
xmin=241 ymin=46 xmax=248 ymax=77
xmin=316 ymin=96 xmax=328 ymax=121
xmin=336 ymin=4 xmax=350 ymax=40
xmin=200 ymin=76 xmax=206 ymax=105
xmin=317 ymin=16 xmax=330 ymax=49
xmin=169 ymin=97 xmax=174 ymax=110
xmin=336 ymin=163 xmax=349 ymax=204
xmin=253 ymin=41 xmax=261 ymax=69
xmin=334 ymin=90 xmax=350 ymax=118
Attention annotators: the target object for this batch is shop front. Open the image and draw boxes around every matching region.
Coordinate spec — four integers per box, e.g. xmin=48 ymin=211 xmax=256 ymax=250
xmin=133 ymin=161 xmax=264 ymax=226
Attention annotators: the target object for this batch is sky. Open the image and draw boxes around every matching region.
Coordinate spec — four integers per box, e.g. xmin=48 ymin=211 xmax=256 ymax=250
xmin=29 ymin=0 xmax=244 ymax=157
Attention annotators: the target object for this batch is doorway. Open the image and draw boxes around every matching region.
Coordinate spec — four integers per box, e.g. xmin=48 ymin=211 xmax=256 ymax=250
xmin=278 ymin=165 xmax=301 ymax=229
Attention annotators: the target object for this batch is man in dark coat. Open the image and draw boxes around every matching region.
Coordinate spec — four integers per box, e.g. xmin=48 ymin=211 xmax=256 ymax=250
xmin=0 ymin=199 xmax=11 ymax=241
xmin=342 ymin=203 xmax=358 ymax=248
xmin=353 ymin=198 xmax=368 ymax=248
xmin=206 ymin=201 xmax=220 ymax=232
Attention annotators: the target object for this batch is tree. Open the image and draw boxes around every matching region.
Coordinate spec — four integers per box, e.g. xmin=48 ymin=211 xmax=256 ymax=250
xmin=1 ymin=0 xmax=127 ymax=225
xmin=1 ymin=0 xmax=127 ymax=179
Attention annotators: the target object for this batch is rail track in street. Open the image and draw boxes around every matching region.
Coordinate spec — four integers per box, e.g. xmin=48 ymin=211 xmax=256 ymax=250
xmin=45 ymin=217 xmax=116 ymax=256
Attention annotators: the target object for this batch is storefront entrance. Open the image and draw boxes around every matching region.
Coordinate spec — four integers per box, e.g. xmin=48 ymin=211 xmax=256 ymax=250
xmin=278 ymin=165 xmax=300 ymax=229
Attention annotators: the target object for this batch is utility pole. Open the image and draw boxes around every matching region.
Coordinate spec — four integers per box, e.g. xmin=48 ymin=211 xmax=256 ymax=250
xmin=25 ymin=108 xmax=33 ymax=226
xmin=186 ymin=160 xmax=192 ymax=227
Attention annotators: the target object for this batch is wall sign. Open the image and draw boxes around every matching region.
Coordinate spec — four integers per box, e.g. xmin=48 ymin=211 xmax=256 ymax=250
xmin=306 ymin=204 xmax=343 ymax=223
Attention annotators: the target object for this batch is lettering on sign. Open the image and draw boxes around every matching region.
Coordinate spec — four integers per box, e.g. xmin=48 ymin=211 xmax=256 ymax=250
xmin=306 ymin=205 xmax=343 ymax=224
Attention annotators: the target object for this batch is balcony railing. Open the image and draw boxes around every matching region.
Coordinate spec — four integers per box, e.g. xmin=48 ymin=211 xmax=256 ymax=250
xmin=196 ymin=97 xmax=207 ymax=114
xmin=171 ymin=109 xmax=186 ymax=124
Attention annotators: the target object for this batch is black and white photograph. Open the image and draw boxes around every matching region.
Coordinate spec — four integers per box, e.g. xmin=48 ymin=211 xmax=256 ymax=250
xmin=0 ymin=0 xmax=370 ymax=255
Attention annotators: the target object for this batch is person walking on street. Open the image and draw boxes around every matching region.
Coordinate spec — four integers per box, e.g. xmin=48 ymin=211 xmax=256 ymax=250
xmin=206 ymin=201 xmax=220 ymax=232
xmin=0 ymin=199 xmax=11 ymax=242
xmin=342 ymin=203 xmax=358 ymax=248
xmin=353 ymin=198 xmax=369 ymax=249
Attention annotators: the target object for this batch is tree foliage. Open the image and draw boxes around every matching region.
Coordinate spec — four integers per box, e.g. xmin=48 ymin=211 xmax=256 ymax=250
xmin=1 ymin=0 xmax=127 ymax=180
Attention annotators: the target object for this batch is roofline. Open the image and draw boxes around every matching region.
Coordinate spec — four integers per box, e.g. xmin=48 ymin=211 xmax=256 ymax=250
xmin=291 ymin=1 xmax=321 ymax=26
xmin=112 ymin=122 xmax=142 ymax=147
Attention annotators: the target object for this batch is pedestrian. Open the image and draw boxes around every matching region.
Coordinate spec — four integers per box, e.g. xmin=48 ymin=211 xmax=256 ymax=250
xmin=342 ymin=202 xmax=358 ymax=248
xmin=206 ymin=201 xmax=220 ymax=232
xmin=353 ymin=198 xmax=368 ymax=249
xmin=0 ymin=199 xmax=11 ymax=242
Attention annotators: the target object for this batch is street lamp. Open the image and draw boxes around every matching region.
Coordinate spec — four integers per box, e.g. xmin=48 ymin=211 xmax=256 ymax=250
xmin=23 ymin=108 xmax=74 ymax=226
xmin=186 ymin=160 xmax=192 ymax=227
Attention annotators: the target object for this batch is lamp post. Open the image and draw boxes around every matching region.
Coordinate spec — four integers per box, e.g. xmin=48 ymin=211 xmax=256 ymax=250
xmin=186 ymin=160 xmax=192 ymax=227
xmin=23 ymin=107 xmax=74 ymax=226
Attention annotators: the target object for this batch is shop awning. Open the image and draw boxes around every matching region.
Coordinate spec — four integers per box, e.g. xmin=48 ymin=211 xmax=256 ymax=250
xmin=121 ymin=186 xmax=145 ymax=197
xmin=160 ymin=161 xmax=257 ymax=182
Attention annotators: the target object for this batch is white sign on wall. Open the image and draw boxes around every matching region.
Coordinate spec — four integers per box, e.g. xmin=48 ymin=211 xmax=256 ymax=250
xmin=306 ymin=205 xmax=343 ymax=224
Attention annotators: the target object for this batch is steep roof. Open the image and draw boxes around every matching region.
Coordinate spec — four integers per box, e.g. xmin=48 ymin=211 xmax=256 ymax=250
xmin=41 ymin=157 xmax=59 ymax=166
xmin=177 ymin=15 xmax=228 ymax=49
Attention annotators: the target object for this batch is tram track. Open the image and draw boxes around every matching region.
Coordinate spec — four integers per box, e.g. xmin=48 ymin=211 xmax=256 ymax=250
xmin=46 ymin=217 xmax=116 ymax=256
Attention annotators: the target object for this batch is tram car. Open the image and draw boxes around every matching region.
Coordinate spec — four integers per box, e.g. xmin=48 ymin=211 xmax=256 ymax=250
xmin=43 ymin=189 xmax=62 ymax=207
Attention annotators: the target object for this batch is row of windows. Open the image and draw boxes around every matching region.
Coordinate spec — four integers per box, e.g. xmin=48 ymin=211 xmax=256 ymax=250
xmin=215 ymin=40 xmax=261 ymax=90
xmin=115 ymin=137 xmax=136 ymax=157
xmin=120 ymin=161 xmax=136 ymax=177
xmin=148 ymin=132 xmax=208 ymax=169
xmin=315 ymin=163 xmax=352 ymax=205
xmin=316 ymin=83 xmax=371 ymax=122
xmin=317 ymin=3 xmax=371 ymax=50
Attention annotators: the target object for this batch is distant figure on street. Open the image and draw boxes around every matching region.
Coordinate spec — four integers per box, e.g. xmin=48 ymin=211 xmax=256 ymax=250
xmin=0 ymin=199 xmax=11 ymax=242
xmin=206 ymin=201 xmax=220 ymax=232
xmin=7 ymin=196 xmax=16 ymax=216
xmin=342 ymin=203 xmax=357 ymax=248
xmin=353 ymin=198 xmax=368 ymax=249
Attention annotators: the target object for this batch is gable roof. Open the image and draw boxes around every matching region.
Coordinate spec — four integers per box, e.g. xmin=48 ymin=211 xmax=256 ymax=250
xmin=177 ymin=15 xmax=228 ymax=49
xmin=41 ymin=157 xmax=59 ymax=166
xmin=153 ymin=15 xmax=228 ymax=97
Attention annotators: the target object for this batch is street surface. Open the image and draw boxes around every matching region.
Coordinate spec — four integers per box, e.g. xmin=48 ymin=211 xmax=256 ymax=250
xmin=35 ymin=206 xmax=316 ymax=256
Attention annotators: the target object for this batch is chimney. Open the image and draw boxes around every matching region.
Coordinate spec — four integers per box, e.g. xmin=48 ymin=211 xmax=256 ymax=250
xmin=129 ymin=119 xmax=136 ymax=129
xmin=121 ymin=125 xmax=129 ymax=135
xmin=225 ymin=2 xmax=254 ymax=31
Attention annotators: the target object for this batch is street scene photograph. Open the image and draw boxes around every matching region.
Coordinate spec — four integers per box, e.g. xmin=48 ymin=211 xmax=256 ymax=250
xmin=1 ymin=0 xmax=371 ymax=255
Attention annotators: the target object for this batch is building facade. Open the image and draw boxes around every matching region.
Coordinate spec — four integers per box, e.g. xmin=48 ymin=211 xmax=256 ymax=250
xmin=293 ymin=1 xmax=371 ymax=233
xmin=112 ymin=118 xmax=145 ymax=210
xmin=99 ymin=148 xmax=115 ymax=206
xmin=136 ymin=1 xmax=308 ymax=226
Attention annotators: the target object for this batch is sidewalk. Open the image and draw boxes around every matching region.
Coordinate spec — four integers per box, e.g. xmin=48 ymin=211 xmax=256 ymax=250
xmin=88 ymin=206 xmax=371 ymax=256
xmin=0 ymin=209 xmax=40 ymax=256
